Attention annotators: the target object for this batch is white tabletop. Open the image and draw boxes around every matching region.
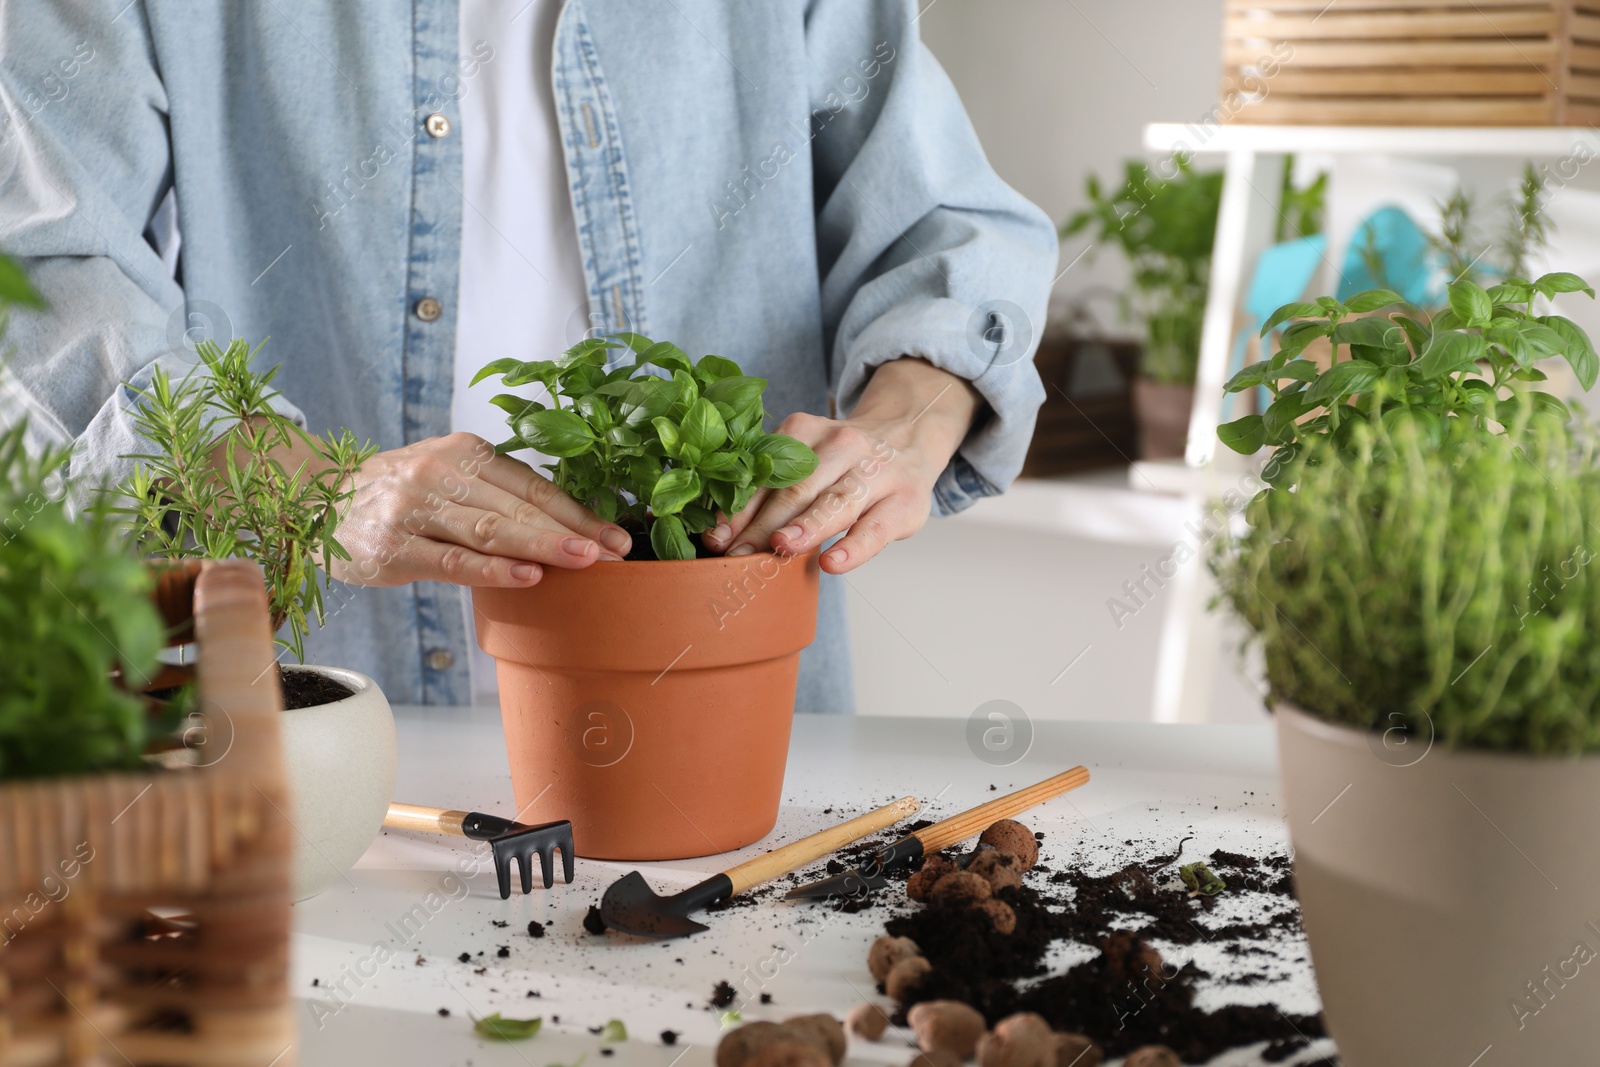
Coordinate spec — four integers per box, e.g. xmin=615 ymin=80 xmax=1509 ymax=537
xmin=290 ymin=708 xmax=1334 ymax=1066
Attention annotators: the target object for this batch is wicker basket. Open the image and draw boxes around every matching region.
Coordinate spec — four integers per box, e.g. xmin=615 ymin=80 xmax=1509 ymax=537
xmin=0 ymin=560 xmax=293 ymax=1067
xmin=1225 ymin=0 xmax=1600 ymax=125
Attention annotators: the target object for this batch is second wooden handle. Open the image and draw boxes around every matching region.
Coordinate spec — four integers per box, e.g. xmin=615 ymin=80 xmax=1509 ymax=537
xmin=725 ymin=796 xmax=921 ymax=896
xmin=385 ymin=802 xmax=468 ymax=837
xmin=914 ymin=766 xmax=1091 ymax=855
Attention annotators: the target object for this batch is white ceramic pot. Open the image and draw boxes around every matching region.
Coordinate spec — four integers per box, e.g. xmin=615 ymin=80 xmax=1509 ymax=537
xmin=1276 ymin=702 xmax=1600 ymax=1065
xmin=279 ymin=666 xmax=396 ymax=901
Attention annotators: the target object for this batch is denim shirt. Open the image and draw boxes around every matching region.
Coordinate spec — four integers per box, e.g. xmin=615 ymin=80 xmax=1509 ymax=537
xmin=0 ymin=1 xmax=1056 ymax=709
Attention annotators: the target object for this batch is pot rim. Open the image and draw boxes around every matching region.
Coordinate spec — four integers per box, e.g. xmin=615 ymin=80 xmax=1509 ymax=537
xmin=1274 ymin=699 xmax=1600 ymax=765
xmin=278 ymin=663 xmax=379 ymax=712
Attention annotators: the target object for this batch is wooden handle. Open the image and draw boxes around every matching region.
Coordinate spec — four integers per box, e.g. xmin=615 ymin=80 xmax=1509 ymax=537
xmin=385 ymin=802 xmax=469 ymax=837
xmin=913 ymin=767 xmax=1091 ymax=855
xmin=725 ymin=796 xmax=921 ymax=897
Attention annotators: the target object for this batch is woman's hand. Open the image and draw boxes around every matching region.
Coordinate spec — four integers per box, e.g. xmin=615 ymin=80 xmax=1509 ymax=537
xmin=703 ymin=359 xmax=980 ymax=574
xmin=328 ymin=433 xmax=634 ymax=588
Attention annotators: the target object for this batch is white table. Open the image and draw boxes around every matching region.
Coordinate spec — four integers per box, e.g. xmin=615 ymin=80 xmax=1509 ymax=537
xmin=290 ymin=707 xmax=1334 ymax=1066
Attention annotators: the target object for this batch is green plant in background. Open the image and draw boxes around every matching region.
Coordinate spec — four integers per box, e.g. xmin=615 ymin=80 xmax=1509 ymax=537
xmin=1213 ymin=414 xmax=1600 ymax=754
xmin=1426 ymin=164 xmax=1552 ymax=291
xmin=0 ymin=424 xmax=168 ymax=778
xmin=1060 ymin=158 xmax=1224 ymax=384
xmin=0 ymin=259 xmax=169 ymax=779
xmin=474 ymin=335 xmax=819 ymax=561
xmin=115 ymin=339 xmax=375 ymax=660
xmin=1216 ymin=273 xmax=1598 ymax=504
xmin=1274 ymin=155 xmax=1326 ymax=244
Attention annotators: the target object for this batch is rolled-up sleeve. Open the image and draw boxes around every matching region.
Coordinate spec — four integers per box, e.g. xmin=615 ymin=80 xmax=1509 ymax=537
xmin=804 ymin=0 xmax=1057 ymax=515
xmin=0 ymin=2 xmax=301 ymax=496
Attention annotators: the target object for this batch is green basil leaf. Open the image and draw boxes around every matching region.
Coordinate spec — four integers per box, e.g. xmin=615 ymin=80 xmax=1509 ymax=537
xmin=589 ymin=491 xmax=620 ymax=523
xmin=649 ymin=513 xmax=695 ymax=560
xmin=1222 ymin=363 xmax=1267 ymax=393
xmin=559 ymin=338 xmax=616 ymax=368
xmin=470 ymin=357 xmax=523 ymax=386
xmin=1532 ymin=271 xmax=1596 ymax=298
xmin=708 ymin=479 xmax=737 ymax=514
xmin=1272 ymin=359 xmax=1319 ymax=383
xmin=1262 ymin=395 xmax=1309 ymax=445
xmin=751 ymin=452 xmax=774 ymax=485
xmin=1330 ymin=317 xmax=1405 ymax=350
xmin=1275 ymin=320 xmax=1332 ymax=358
xmin=752 ymin=433 xmax=818 ymax=488
xmin=1217 ymin=414 xmax=1265 ymax=454
xmin=1448 ymin=279 xmax=1493 ymax=327
xmin=515 ymin=409 xmax=596 ymax=458
xmin=1394 ymin=315 xmax=1431 ymax=355
xmin=607 ymin=425 xmax=641 ymax=448
xmin=627 ymin=455 xmax=662 ymax=498
xmin=576 ymin=394 xmax=613 ymax=432
xmin=652 ymin=417 xmax=682 ymax=457
xmin=650 ymin=468 xmax=702 ymax=516
xmin=694 ymin=355 xmax=743 ymax=384
xmin=679 ymin=398 xmax=728 ymax=453
xmin=610 ymin=332 xmax=656 ymax=356
xmin=619 ymin=379 xmax=674 ymax=426
xmin=1259 ymin=301 xmax=1323 ymax=337
xmin=638 ymin=342 xmax=694 ymax=375
xmin=502 ymin=360 xmax=559 ymax=387
xmin=697 ymin=451 xmax=750 ymax=484
xmin=474 ymin=1013 xmax=543 ymax=1041
xmin=1541 ymin=314 xmax=1599 ymax=390
xmin=672 ymin=369 xmax=699 ymax=409
xmin=1343 ymin=289 xmax=1406 ymax=313
xmin=1304 ymin=359 xmax=1381 ymax=407
xmin=1488 ymin=281 xmax=1533 ymax=306
xmin=1411 ymin=330 xmax=1487 ymax=379
xmin=705 ymin=376 xmax=767 ymax=411
xmin=680 ymin=502 xmax=716 ymax=532
xmin=489 ymin=394 xmax=543 ymax=418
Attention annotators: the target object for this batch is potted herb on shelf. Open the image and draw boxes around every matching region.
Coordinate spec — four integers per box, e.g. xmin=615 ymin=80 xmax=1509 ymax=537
xmin=471 ymin=335 xmax=820 ymax=860
xmin=116 ymin=338 xmax=396 ymax=900
xmin=1060 ymin=158 xmax=1223 ymax=459
xmin=1212 ymin=274 xmax=1600 ymax=1063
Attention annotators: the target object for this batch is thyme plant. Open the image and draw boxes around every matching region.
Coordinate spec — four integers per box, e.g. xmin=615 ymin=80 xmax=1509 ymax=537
xmin=116 ymin=339 xmax=374 ymax=659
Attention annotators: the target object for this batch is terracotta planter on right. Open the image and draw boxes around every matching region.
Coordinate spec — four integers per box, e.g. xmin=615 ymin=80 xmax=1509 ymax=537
xmin=473 ymin=550 xmax=820 ymax=860
xmin=1277 ymin=703 xmax=1600 ymax=1065
xmin=1132 ymin=377 xmax=1194 ymax=460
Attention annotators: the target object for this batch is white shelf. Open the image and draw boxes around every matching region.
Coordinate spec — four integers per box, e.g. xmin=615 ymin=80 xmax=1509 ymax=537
xmin=1144 ymin=122 xmax=1600 ymax=157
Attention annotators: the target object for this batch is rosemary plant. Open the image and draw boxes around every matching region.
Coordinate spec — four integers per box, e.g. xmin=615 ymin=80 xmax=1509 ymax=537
xmin=115 ymin=339 xmax=374 ymax=659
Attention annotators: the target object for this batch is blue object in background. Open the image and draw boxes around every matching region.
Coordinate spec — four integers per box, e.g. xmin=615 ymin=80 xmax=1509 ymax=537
xmin=1224 ymin=234 xmax=1328 ymax=422
xmin=1337 ymin=205 xmax=1435 ymax=307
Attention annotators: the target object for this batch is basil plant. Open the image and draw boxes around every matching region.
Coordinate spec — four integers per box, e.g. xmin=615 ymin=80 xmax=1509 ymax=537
xmin=474 ymin=334 xmax=819 ymax=561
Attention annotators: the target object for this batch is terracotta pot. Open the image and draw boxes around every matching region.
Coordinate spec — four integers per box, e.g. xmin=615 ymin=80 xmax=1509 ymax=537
xmin=473 ymin=551 xmax=820 ymax=860
xmin=1131 ymin=377 xmax=1194 ymax=460
xmin=1276 ymin=703 xmax=1600 ymax=1065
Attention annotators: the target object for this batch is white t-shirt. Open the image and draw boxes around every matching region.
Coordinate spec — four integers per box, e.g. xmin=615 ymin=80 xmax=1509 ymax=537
xmin=454 ymin=0 xmax=589 ymax=447
xmin=455 ymin=0 xmax=589 ymax=701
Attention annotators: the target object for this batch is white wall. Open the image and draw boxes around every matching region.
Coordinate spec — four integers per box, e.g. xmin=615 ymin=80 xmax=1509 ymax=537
xmin=921 ymin=0 xmax=1227 ymax=330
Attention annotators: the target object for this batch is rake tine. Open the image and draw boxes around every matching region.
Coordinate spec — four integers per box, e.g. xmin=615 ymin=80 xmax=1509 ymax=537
xmin=496 ymin=853 xmax=513 ymax=900
xmin=538 ymin=847 xmax=555 ymax=889
xmin=559 ymin=838 xmax=576 ymax=884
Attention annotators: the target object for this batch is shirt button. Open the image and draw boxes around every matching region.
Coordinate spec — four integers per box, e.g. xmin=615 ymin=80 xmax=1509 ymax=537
xmin=425 ymin=112 xmax=451 ymax=138
xmin=426 ymin=648 xmax=455 ymax=671
xmin=415 ymin=296 xmax=443 ymax=322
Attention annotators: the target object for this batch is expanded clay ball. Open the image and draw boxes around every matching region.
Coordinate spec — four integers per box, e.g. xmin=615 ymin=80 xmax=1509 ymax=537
xmin=929 ymin=870 xmax=991 ymax=907
xmin=978 ymin=820 xmax=1038 ymax=870
xmin=868 ymin=935 xmax=922 ymax=982
xmin=1052 ymin=1033 xmax=1103 ymax=1067
xmin=781 ymin=1014 xmax=846 ymax=1065
xmin=747 ymin=1039 xmax=832 ymax=1067
xmin=967 ymin=849 xmax=1024 ymax=892
xmin=846 ymin=1003 xmax=891 ymax=1042
xmin=976 ymin=898 xmax=1017 ymax=934
xmin=718 ymin=1022 xmax=785 ymax=1067
xmin=907 ymin=1000 xmax=987 ymax=1059
xmin=885 ymin=956 xmax=933 ymax=1002
xmin=976 ymin=1013 xmax=1054 ymax=1067
xmin=1122 ymin=1046 xmax=1180 ymax=1067
xmin=906 ymin=855 xmax=955 ymax=902
xmin=1100 ymin=932 xmax=1165 ymax=986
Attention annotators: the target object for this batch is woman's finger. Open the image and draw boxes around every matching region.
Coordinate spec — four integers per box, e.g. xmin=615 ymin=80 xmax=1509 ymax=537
xmin=768 ymin=468 xmax=879 ymax=556
xmin=819 ymin=497 xmax=919 ymax=574
xmin=473 ymin=445 xmax=634 ymax=557
xmin=417 ymin=500 xmax=604 ymax=570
